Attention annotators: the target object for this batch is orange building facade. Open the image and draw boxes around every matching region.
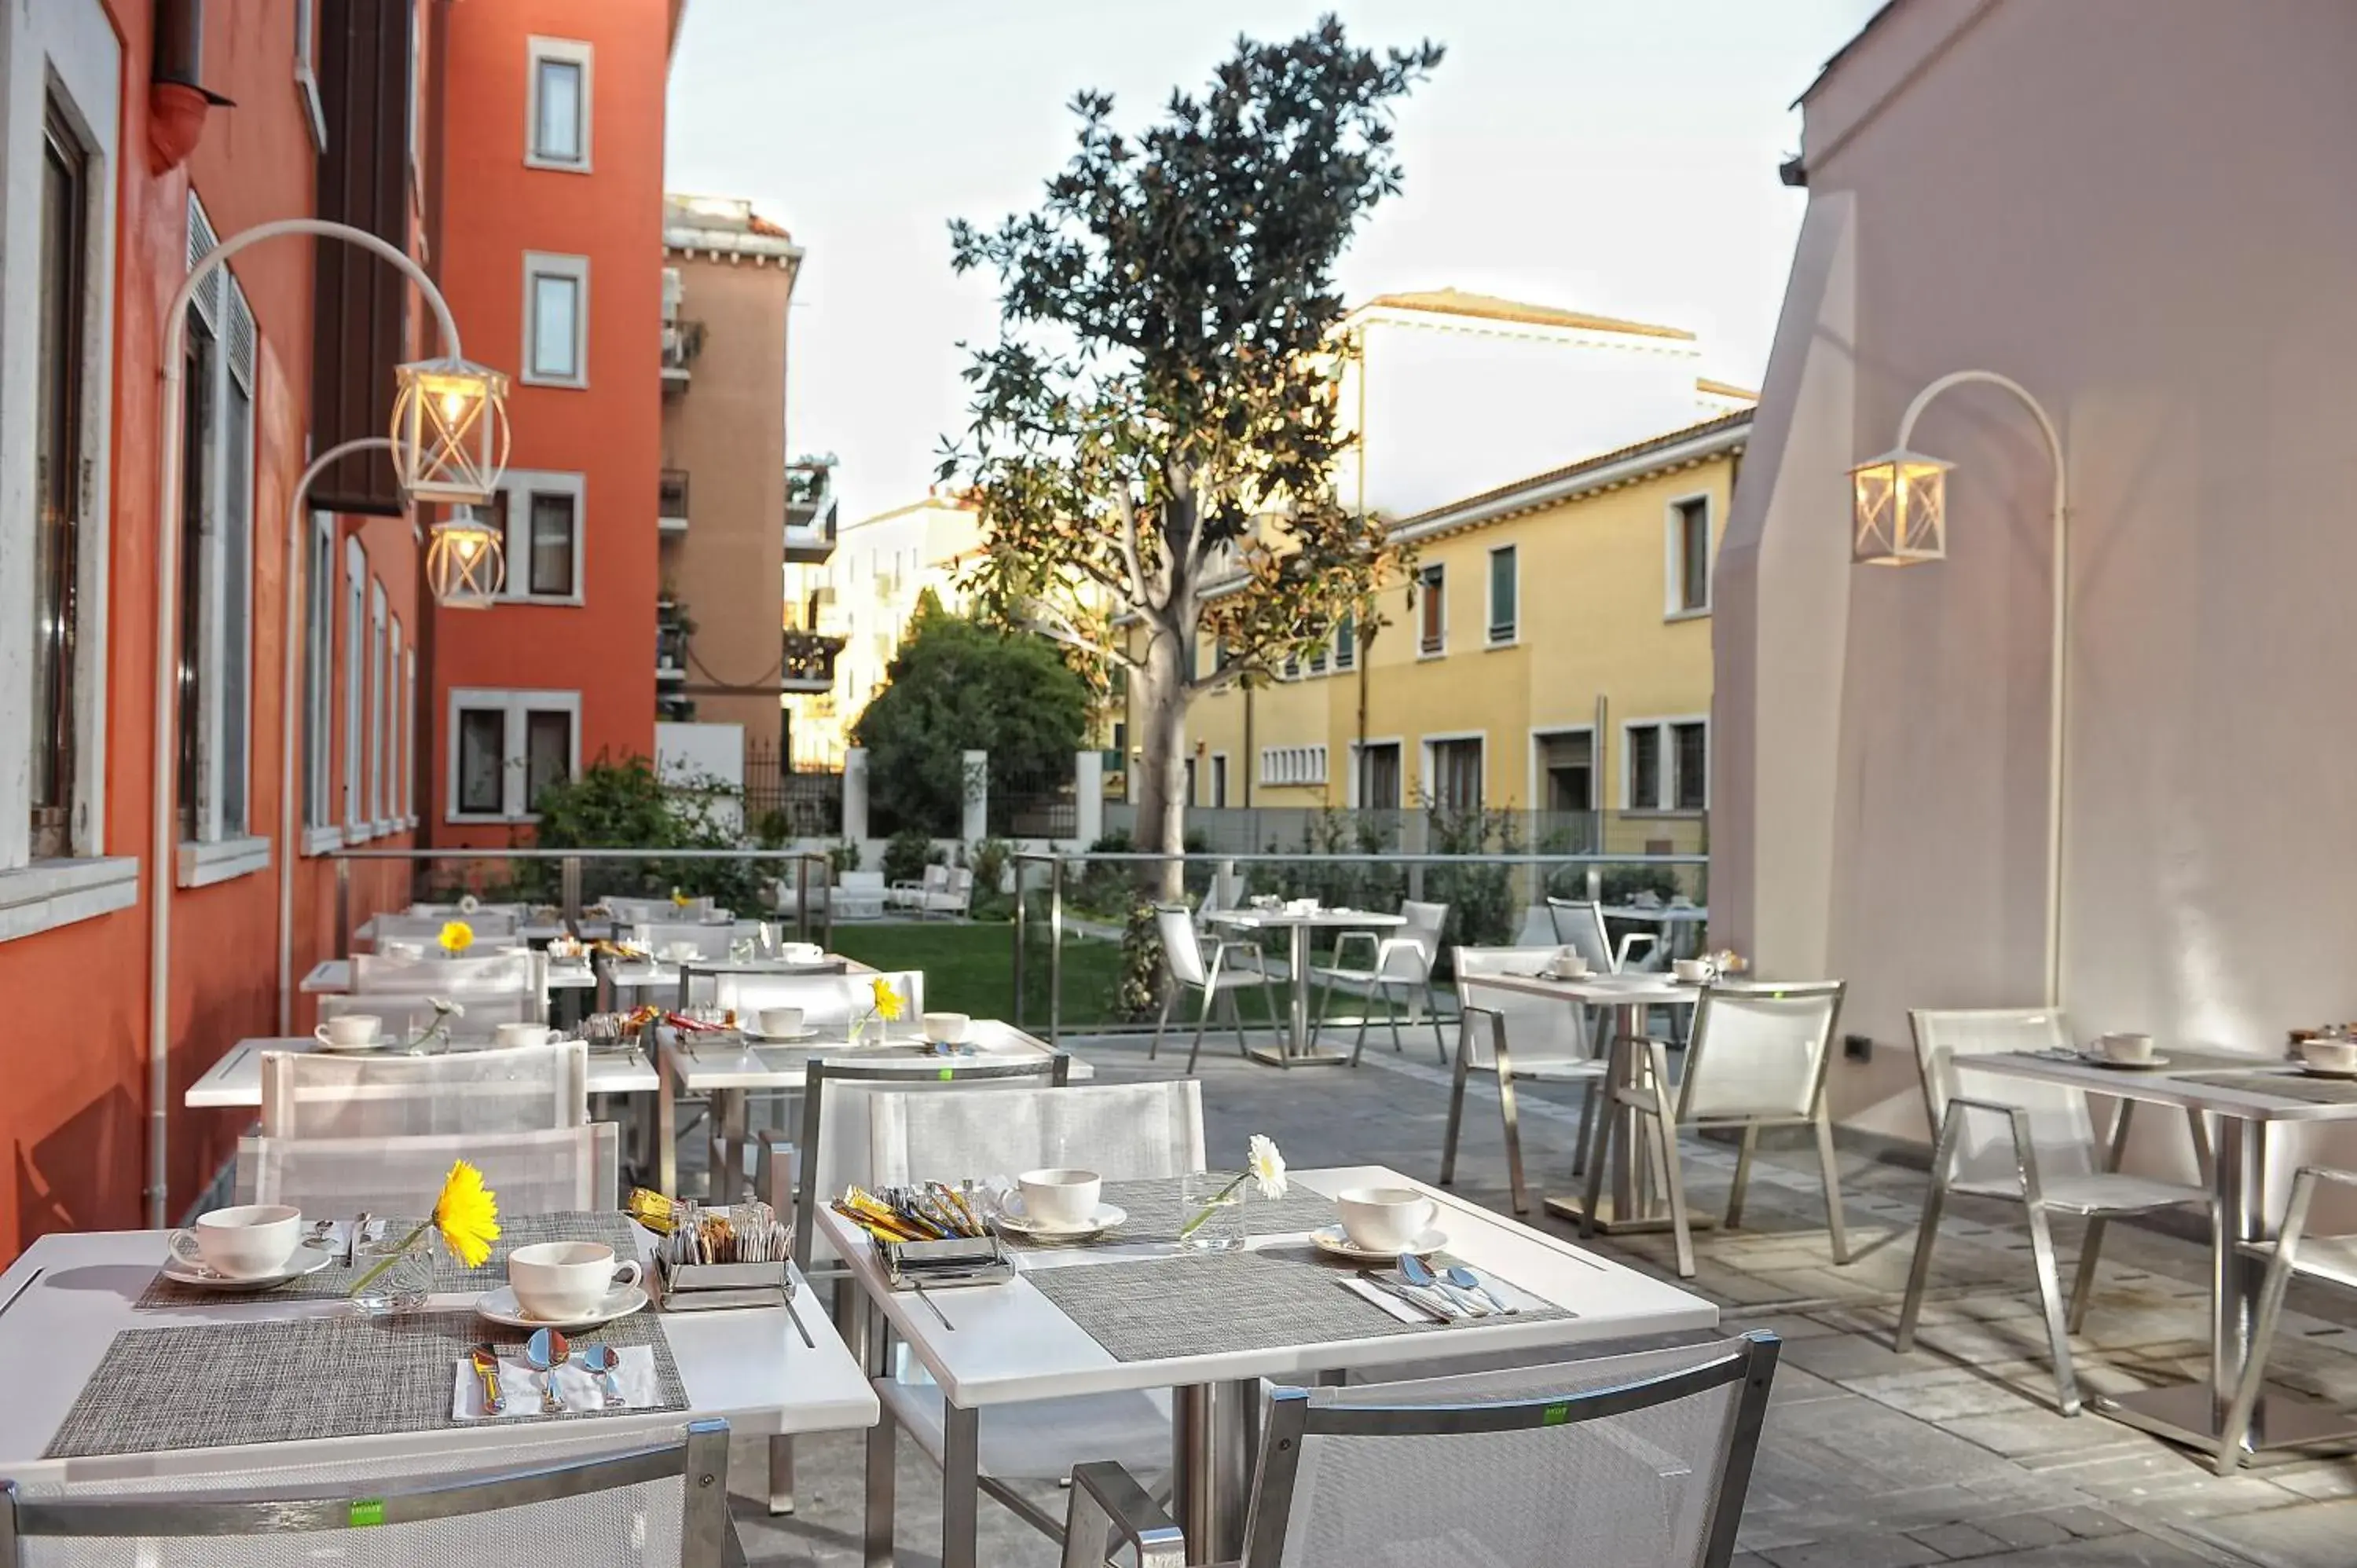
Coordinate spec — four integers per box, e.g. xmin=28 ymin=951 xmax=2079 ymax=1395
xmin=0 ymin=0 xmax=679 ymax=1262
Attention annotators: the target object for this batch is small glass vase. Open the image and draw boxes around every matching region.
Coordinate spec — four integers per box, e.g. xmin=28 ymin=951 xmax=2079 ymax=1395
xmin=1178 ymin=1172 xmax=1247 ymax=1252
xmin=849 ymin=1009 xmax=878 ymax=1049
xmin=348 ymin=1229 xmax=438 ymax=1316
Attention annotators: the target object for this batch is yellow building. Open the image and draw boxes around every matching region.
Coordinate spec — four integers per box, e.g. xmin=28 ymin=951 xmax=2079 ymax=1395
xmin=1149 ymin=410 xmax=1749 ymax=854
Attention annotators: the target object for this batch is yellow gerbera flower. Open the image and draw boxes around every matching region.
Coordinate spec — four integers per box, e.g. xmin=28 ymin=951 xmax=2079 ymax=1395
xmin=671 ymin=886 xmax=691 ymax=908
xmin=438 ymin=919 xmax=474 ymax=954
xmin=870 ymin=976 xmax=905 ymax=1022
xmin=433 ymin=1159 xmax=501 ymax=1268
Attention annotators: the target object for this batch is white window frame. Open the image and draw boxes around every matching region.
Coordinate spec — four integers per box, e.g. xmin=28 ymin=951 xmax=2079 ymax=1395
xmin=368 ymin=581 xmax=387 ymax=830
xmin=1418 ymin=731 xmax=1486 ymax=813
xmin=1664 ymin=491 xmax=1714 ymax=620
xmin=384 ymin=612 xmax=403 ymax=833
xmin=1622 ymin=715 xmax=1710 ymax=813
xmin=495 ymin=468 xmax=586 ymax=603
xmin=1416 ymin=562 xmax=1446 ymax=658
xmin=0 ymin=0 xmax=135 ymax=934
xmin=1486 ymin=543 xmax=1519 ymax=647
xmin=1332 ymin=610 xmax=1357 ymax=672
xmin=445 ymin=687 xmax=582 ymax=823
xmin=1209 ymin=753 xmax=1228 ymax=809
xmin=401 ymin=647 xmax=418 ymax=826
xmin=301 ymin=507 xmax=339 ymax=852
xmin=522 ymin=252 xmax=589 ymax=388
xmin=1347 ymin=738 xmax=1404 ymax=811
xmin=342 ymin=537 xmax=368 ymax=840
xmin=1258 ymin=745 xmax=1329 ymax=789
xmin=524 ymin=36 xmax=592 ymax=172
xmin=1527 ymin=724 xmax=1598 ymax=815
xmin=293 ymin=0 xmax=327 ymax=152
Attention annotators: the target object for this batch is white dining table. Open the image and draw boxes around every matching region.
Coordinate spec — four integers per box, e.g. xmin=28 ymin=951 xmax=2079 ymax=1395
xmin=819 ymin=1163 xmax=1717 ymax=1567
xmin=185 ymin=1035 xmax=662 ymax=1108
xmin=656 ymin=1018 xmax=1091 ymax=1201
xmin=0 ymin=1227 xmax=876 ymax=1489
xmin=1205 ymin=907 xmax=1406 ymax=1066
xmin=301 ymin=957 xmax=601 ymax=995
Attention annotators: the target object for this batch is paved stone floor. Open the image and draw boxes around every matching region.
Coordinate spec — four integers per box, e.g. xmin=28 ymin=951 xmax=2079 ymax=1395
xmin=705 ymin=1023 xmax=2357 ymax=1566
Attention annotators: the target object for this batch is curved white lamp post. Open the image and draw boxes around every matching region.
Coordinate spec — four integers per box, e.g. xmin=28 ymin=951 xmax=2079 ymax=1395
xmin=151 ymin=218 xmax=504 ymax=1224
xmin=1850 ymin=369 xmax=2069 ymax=1007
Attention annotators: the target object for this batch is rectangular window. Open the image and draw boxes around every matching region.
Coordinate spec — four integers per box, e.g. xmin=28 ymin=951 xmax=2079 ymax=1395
xmin=1182 ymin=757 xmax=1197 ymax=809
xmin=1672 ymin=720 xmax=1709 ymax=811
xmin=176 ymin=317 xmax=212 ymax=842
xmin=1210 ymin=754 xmax=1229 ymax=809
xmin=1671 ymin=496 xmax=1711 ymax=614
xmin=31 ymin=102 xmax=89 ymax=860
xmin=526 ymin=39 xmax=592 ymax=170
xmin=218 ymin=292 xmax=255 ymax=837
xmin=1307 ymin=643 xmax=1327 ymax=676
xmin=1417 ymin=564 xmax=1446 ymax=655
xmin=1627 ymin=726 xmax=1662 ymax=811
xmin=1358 ymin=742 xmax=1401 ymax=811
xmin=448 ymin=689 xmax=581 ymax=820
xmin=522 ymin=254 xmax=588 ymax=386
xmin=1539 ymin=731 xmax=1595 ymax=814
xmin=1257 ymin=746 xmax=1329 ymax=788
xmin=1426 ymin=738 xmax=1483 ymax=812
xmin=343 ymin=539 xmax=365 ymax=830
xmin=304 ymin=512 xmax=335 ymax=831
xmin=368 ymin=582 xmax=387 ymax=824
xmin=401 ymin=649 xmax=417 ymax=821
xmin=1624 ymin=720 xmax=1709 ymax=811
xmin=1333 ymin=610 xmax=1355 ymax=671
xmin=386 ymin=615 xmax=404 ymax=825
xmin=1487 ymin=544 xmax=1518 ymax=644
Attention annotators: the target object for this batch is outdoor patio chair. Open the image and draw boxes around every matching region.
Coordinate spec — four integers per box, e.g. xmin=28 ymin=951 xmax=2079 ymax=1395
xmin=1307 ymin=898 xmax=1450 ymax=1064
xmin=1442 ymin=947 xmax=1611 ymax=1214
xmin=891 ymin=863 xmax=950 ymax=911
xmin=1146 ymin=904 xmax=1285 ymax=1074
xmin=2215 ymin=1163 xmax=2357 ymax=1472
xmin=1059 ymin=1330 xmax=1780 ymax=1568
xmin=350 ymin=949 xmax=543 ymax=998
xmin=0 ymin=1419 xmax=739 ymax=1567
xmin=259 ymin=1039 xmax=588 ymax=1139
xmin=318 ymin=990 xmax=548 ymax=1044
xmin=620 ymin=921 xmax=738 ymax=962
xmin=601 ymin=894 xmax=722 ymax=925
xmin=835 ymin=870 xmax=889 ymax=919
xmin=1583 ymin=980 xmax=1851 ymax=1280
xmin=1545 ymin=897 xmax=1659 ymax=974
xmin=720 ymin=969 xmax=923 ymax=1033
xmin=861 ymin=1082 xmax=1205 ymax=1558
xmin=370 ymin=909 xmax=521 ymax=943
xmin=406 ymin=899 xmax=530 ymax=918
xmin=1898 ymin=1008 xmax=2211 ymax=1416
xmin=239 ymin=1123 xmax=621 ymax=1214
xmin=923 ymin=866 xmax=974 ymax=918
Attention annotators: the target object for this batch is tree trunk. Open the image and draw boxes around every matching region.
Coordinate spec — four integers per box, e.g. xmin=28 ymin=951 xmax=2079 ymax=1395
xmin=1131 ymin=625 xmax=1189 ymax=903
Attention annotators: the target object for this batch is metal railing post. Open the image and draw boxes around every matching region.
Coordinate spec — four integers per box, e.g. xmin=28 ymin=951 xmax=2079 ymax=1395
xmin=1048 ymin=855 xmax=1065 ymax=1048
xmin=333 ymin=855 xmax=351 ymax=958
xmin=1011 ymin=854 xmax=1029 ymax=1031
xmin=561 ymin=855 xmax=584 ymax=926
xmin=794 ymin=854 xmax=812 ymax=944
xmin=1586 ymin=864 xmax=1603 ymax=903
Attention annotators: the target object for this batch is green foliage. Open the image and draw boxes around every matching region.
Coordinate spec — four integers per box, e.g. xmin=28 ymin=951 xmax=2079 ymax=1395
xmin=752 ymin=808 xmax=791 ymax=848
xmin=1600 ymin=864 xmax=1684 ymax=907
xmin=966 ymin=837 xmax=1016 ymax=921
xmin=881 ymin=828 xmax=943 ymax=888
xmin=523 ymin=754 xmax=768 ymax=912
xmin=1420 ymin=804 xmax=1523 ymax=957
xmin=1113 ymin=902 xmax=1167 ymax=1023
xmin=1068 ymin=828 xmax=1211 ymax=919
xmin=852 ymin=599 xmax=1091 ymax=837
xmin=827 ymin=839 xmax=863 ymax=876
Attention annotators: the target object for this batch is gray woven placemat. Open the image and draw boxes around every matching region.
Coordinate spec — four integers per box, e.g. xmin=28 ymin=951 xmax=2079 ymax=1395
xmin=136 ymin=1211 xmax=645 ymax=1309
xmin=44 ymin=1310 xmax=684 ymax=1458
xmin=2183 ymin=1070 xmax=2357 ymax=1106
xmin=997 ymin=1174 xmax=1340 ymax=1251
xmin=1022 ymin=1243 xmax=1567 ymax=1362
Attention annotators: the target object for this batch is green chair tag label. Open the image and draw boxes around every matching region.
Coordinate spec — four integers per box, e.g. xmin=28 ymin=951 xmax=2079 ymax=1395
xmin=1542 ymin=1402 xmax=1571 ymax=1426
xmin=349 ymin=1499 xmax=386 ymax=1528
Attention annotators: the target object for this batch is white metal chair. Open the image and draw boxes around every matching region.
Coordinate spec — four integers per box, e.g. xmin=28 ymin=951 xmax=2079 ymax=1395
xmin=603 ymin=895 xmax=720 ymax=925
xmin=318 ymin=991 xmax=548 ymax=1045
xmin=924 ymin=866 xmax=974 ymax=918
xmin=259 ymin=1040 xmax=589 ymax=1139
xmin=350 ymin=950 xmax=544 ymax=998
xmin=1442 ymin=947 xmax=1610 ymax=1214
xmin=0 ymin=1420 xmax=738 ymax=1567
xmin=1308 ymin=899 xmax=1450 ymax=1065
xmin=2216 ymin=1163 xmax=2357 ymax=1472
xmin=621 ymin=921 xmax=738 ymax=962
xmin=371 ymin=910 xmax=521 ymax=943
xmin=1583 ymin=981 xmax=1852 ymax=1280
xmin=1149 ymin=905 xmax=1283 ymax=1073
xmin=239 ymin=1123 xmax=621 ymax=1214
xmin=1545 ymin=897 xmax=1659 ymax=974
xmin=835 ymin=870 xmax=889 ymax=919
xmin=861 ymin=1083 xmax=1204 ymax=1559
xmin=890 ymin=863 xmax=949 ymax=911
xmin=1059 ymin=1331 xmax=1782 ymax=1568
xmin=1897 ymin=1007 xmax=2211 ymax=1416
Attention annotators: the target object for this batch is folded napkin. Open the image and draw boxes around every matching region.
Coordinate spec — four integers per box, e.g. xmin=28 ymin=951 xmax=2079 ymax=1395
xmin=452 ymin=1345 xmax=664 ymax=1420
xmin=1338 ymin=1277 xmax=1436 ymax=1325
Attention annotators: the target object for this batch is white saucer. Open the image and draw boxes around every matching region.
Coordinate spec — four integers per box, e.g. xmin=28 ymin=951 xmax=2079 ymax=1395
xmin=312 ymin=1029 xmax=396 ymax=1053
xmin=1538 ymin=969 xmax=1593 ymax=983
xmin=991 ymin=1197 xmax=1127 ymax=1240
xmin=744 ymin=1026 xmax=819 ymax=1044
xmin=2079 ymin=1052 xmax=2172 ymax=1071
xmin=161 ymin=1241 xmax=338 ymax=1290
xmin=2298 ymin=1063 xmax=2357 ymax=1080
xmin=474 ymin=1283 xmax=650 ymax=1331
xmin=1309 ymin=1225 xmax=1449 ymax=1263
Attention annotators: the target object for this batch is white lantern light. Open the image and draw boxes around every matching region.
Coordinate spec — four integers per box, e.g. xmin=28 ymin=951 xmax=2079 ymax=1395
xmin=426 ymin=504 xmax=504 ymax=608
xmin=391 ymin=357 xmax=511 ymax=505
xmin=1849 ymin=448 xmax=1952 ymax=566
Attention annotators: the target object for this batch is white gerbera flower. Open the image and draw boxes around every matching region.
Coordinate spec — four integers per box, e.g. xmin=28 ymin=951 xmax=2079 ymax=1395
xmin=1245 ymin=1134 xmax=1288 ymax=1200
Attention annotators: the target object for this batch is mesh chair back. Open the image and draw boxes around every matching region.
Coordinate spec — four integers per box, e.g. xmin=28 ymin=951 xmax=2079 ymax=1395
xmin=260 ymin=1041 xmax=589 ymax=1139
xmin=1545 ymin=899 xmax=1616 ymax=974
xmin=1201 ymin=864 xmax=1244 ymax=921
xmin=1241 ymin=1332 xmax=1779 ymax=1568
xmin=603 ymin=895 xmax=718 ymax=925
xmin=1451 ymin=949 xmax=1593 ymax=1071
xmin=0 ymin=1420 xmax=733 ymax=1567
xmin=320 ymin=991 xmax=547 ymax=1044
xmin=240 ymin=1124 xmax=620 ymax=1214
xmin=408 ymin=901 xmax=530 ymax=919
xmin=1677 ymin=983 xmax=1846 ymax=1122
xmin=1157 ymin=905 xmax=1211 ymax=987
xmin=372 ymin=910 xmax=522 ymax=943
xmin=1512 ymin=905 xmax=1556 ymax=947
xmin=622 ymin=922 xmax=737 ymax=962
xmin=794 ymin=1053 xmax=1072 ymax=1267
xmin=867 ymin=1081 xmax=1205 ymax=1189
xmin=1908 ymin=1008 xmax=2095 ymax=1189
xmin=351 ymin=951 xmax=542 ymax=997
xmin=724 ymin=970 xmax=923 ymax=1033
xmin=1388 ymin=901 xmax=1449 ymax=975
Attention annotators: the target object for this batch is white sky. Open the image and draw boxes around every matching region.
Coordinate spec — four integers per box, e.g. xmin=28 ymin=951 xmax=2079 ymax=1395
xmin=664 ymin=0 xmax=1883 ymax=526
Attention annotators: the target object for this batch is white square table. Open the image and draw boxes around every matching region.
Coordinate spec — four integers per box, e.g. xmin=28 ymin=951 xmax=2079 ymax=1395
xmin=300 ymin=956 xmax=601 ymax=996
xmin=0 ymin=1226 xmax=875 ymax=1489
xmin=185 ymin=1035 xmax=662 ymax=1110
xmin=819 ymin=1163 xmax=1717 ymax=1566
xmin=1205 ymin=907 xmax=1406 ymax=1066
xmin=1957 ymin=1049 xmax=2357 ymax=1465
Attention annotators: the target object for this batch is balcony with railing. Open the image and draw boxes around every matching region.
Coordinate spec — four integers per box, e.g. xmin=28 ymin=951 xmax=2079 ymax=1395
xmin=785 ymin=457 xmax=840 ymax=563
xmin=661 ymin=319 xmax=704 ymax=387
xmin=782 ymin=625 xmax=845 ymax=694
xmin=658 ymin=468 xmax=690 ymax=534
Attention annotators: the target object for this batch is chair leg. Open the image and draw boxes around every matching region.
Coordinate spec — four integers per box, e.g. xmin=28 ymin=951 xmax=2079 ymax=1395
xmin=1440 ymin=1013 xmax=1472 ymax=1189
xmin=1226 ymin=985 xmax=1252 ymax=1060
xmin=863 ymin=1399 xmax=897 ymax=1567
xmin=2066 ymin=1217 xmax=2109 ymax=1336
xmin=2216 ymin=1172 xmax=2319 ymax=1474
xmin=2022 ymin=1200 xmax=2084 ymax=1416
xmin=1579 ymin=1075 xmax=1615 ymax=1241
xmin=1655 ymin=1094 xmax=1697 ymax=1280
xmin=1184 ymin=984 xmax=1215 ymax=1075
xmin=768 ymin=1432 xmax=795 ymax=1516
xmin=1426 ymin=980 xmax=1449 ymax=1065
xmin=1310 ymin=965 xmax=1340 ymax=1052
xmin=1349 ymin=980 xmax=1375 ymax=1065
xmin=1894 ymin=1105 xmax=1963 ymax=1354
xmin=1384 ymin=980 xmax=1405 ymax=1056
xmin=1494 ymin=1024 xmax=1529 ymax=1217
xmin=1725 ymin=1124 xmax=1759 ymax=1229
xmin=1813 ymin=1113 xmax=1852 ymax=1266
xmin=1148 ymin=984 xmax=1176 ymax=1061
xmin=1572 ymin=1073 xmax=1601 ymax=1176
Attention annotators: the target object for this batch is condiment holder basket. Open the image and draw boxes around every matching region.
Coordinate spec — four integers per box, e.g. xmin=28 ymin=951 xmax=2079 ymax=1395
xmin=875 ymin=1233 xmax=1013 ymax=1291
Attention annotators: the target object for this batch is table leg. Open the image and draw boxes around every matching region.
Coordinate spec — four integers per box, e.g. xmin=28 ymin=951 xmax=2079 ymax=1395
xmin=1173 ymin=1379 xmax=1254 ymax=1563
xmin=1247 ymin=925 xmax=1349 ymax=1068
xmin=657 ymin=1050 xmax=678 ymax=1200
xmin=1544 ymin=1002 xmax=1716 ymax=1236
xmin=940 ymin=1400 xmax=980 ymax=1568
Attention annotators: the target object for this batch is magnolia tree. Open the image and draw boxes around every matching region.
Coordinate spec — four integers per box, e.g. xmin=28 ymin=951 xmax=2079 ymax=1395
xmin=944 ymin=17 xmax=1442 ymax=896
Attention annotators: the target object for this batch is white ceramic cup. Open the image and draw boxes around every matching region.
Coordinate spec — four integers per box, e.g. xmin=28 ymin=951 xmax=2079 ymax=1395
xmin=379 ymin=940 xmax=423 ymax=961
xmin=757 ymin=1006 xmax=806 ymax=1037
xmin=1547 ymin=947 xmax=1590 ymax=978
xmin=922 ymin=1010 xmax=971 ymax=1046
xmin=2099 ymin=1031 xmax=2155 ymax=1064
xmin=169 ymin=1203 xmax=303 ymax=1279
xmin=315 ymin=1013 xmax=383 ymax=1050
xmin=494 ymin=1022 xmax=555 ymax=1050
xmin=661 ymin=941 xmax=702 ymax=962
xmin=1336 ymin=1186 xmax=1438 ymax=1254
xmin=1673 ymin=958 xmax=1715 ymax=984
xmin=779 ymin=943 xmax=824 ymax=965
xmin=508 ymin=1240 xmax=643 ymax=1321
xmin=2301 ymin=1038 xmax=2357 ymax=1073
xmin=1017 ymin=1168 xmax=1102 ymax=1229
